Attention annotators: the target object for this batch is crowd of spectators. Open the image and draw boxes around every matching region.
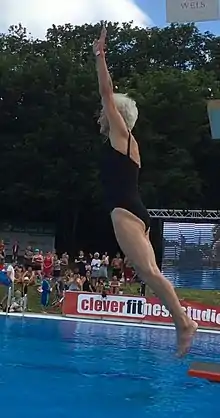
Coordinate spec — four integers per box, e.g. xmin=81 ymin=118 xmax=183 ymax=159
xmin=0 ymin=239 xmax=141 ymax=313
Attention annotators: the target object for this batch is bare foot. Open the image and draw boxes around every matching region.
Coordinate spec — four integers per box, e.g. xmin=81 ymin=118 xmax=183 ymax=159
xmin=177 ymin=320 xmax=198 ymax=357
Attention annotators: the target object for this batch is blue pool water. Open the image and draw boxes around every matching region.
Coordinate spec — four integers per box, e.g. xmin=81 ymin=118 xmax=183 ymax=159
xmin=162 ymin=266 xmax=220 ymax=290
xmin=0 ymin=316 xmax=220 ymax=418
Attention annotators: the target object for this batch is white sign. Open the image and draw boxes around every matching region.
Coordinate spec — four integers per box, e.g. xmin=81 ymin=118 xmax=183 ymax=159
xmin=77 ymin=294 xmax=146 ymax=318
xmin=166 ymin=0 xmax=220 ymax=23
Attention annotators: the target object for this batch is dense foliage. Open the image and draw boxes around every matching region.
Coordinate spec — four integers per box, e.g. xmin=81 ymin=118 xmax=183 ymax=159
xmin=0 ymin=22 xmax=220 ymax=252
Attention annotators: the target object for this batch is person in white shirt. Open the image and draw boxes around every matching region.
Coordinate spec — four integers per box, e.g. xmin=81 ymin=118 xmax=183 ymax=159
xmin=91 ymin=252 xmax=101 ymax=286
xmin=7 ymin=263 xmax=15 ymax=298
xmin=7 ymin=264 xmax=15 ymax=283
xmin=0 ymin=264 xmax=15 ymax=310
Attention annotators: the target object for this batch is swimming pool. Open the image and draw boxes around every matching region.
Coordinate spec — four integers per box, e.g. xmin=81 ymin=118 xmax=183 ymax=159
xmin=162 ymin=266 xmax=220 ymax=290
xmin=0 ymin=315 xmax=220 ymax=418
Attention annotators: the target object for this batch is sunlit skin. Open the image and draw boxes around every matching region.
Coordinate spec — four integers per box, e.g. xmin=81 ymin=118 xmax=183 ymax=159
xmin=93 ymin=26 xmax=198 ymax=356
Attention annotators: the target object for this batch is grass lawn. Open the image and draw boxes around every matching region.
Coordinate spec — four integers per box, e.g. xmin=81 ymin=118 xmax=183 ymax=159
xmin=0 ymin=283 xmax=220 ymax=314
xmin=125 ymin=283 xmax=220 ymax=305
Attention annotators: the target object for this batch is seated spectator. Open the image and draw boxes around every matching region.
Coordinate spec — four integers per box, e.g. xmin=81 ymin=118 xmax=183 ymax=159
xmin=51 ymin=278 xmax=64 ymax=308
xmin=10 ymin=290 xmax=23 ymax=313
xmin=85 ymin=270 xmax=95 ymax=290
xmin=67 ymin=273 xmax=81 ymax=291
xmin=14 ymin=265 xmax=24 ymax=284
xmin=96 ymin=279 xmax=105 ymax=294
xmin=109 ymin=275 xmax=120 ymax=295
xmin=81 ymin=275 xmax=93 ymax=292
xmin=55 ymin=278 xmax=64 ymax=299
xmin=22 ymin=276 xmax=30 ymax=297
xmin=22 ymin=266 xmax=35 ymax=285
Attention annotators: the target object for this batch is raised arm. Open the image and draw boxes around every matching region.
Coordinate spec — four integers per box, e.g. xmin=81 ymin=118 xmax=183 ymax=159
xmin=93 ymin=27 xmax=128 ymax=138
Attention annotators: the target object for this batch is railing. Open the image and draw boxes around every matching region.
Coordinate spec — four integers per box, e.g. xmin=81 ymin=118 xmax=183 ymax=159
xmin=6 ymin=287 xmax=12 ymax=316
xmin=5 ymin=286 xmax=28 ymax=316
xmin=23 ymin=294 xmax=28 ymax=316
xmin=148 ymin=209 xmax=220 ymax=220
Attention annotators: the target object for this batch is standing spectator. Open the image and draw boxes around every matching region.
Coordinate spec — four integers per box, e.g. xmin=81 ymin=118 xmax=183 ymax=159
xmin=24 ymin=246 xmax=33 ymax=270
xmin=0 ymin=263 xmax=15 ymax=310
xmin=74 ymin=250 xmax=87 ymax=277
xmin=41 ymin=276 xmax=51 ymax=312
xmin=43 ymin=252 xmax=53 ymax=278
xmin=99 ymin=254 xmax=109 ymax=281
xmin=111 ymin=252 xmax=123 ymax=279
xmin=7 ymin=263 xmax=15 ymax=295
xmin=32 ymin=249 xmax=43 ymax=273
xmin=123 ymin=257 xmax=135 ymax=285
xmin=53 ymin=254 xmax=61 ymax=281
xmin=91 ymin=252 xmax=101 ymax=287
xmin=60 ymin=252 xmax=69 ymax=275
xmin=12 ymin=241 xmax=19 ymax=263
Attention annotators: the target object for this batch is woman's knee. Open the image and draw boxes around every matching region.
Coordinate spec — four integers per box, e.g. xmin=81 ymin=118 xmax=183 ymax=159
xmin=136 ymin=261 xmax=160 ymax=280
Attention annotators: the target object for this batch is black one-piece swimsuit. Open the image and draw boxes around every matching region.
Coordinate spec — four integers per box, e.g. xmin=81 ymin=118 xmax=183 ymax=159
xmin=100 ymin=132 xmax=150 ymax=231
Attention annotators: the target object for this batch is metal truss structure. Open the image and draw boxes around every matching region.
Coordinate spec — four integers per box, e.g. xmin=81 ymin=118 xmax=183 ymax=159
xmin=147 ymin=209 xmax=220 ymax=220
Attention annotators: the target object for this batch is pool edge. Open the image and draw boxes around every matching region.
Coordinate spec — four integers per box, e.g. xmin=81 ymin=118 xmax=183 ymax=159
xmin=0 ymin=311 xmax=220 ymax=334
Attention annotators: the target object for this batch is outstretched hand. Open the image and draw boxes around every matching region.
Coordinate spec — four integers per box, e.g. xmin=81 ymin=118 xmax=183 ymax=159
xmin=93 ymin=25 xmax=107 ymax=56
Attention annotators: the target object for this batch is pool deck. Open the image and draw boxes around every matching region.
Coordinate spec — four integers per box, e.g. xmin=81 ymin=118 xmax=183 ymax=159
xmin=0 ymin=310 xmax=220 ymax=334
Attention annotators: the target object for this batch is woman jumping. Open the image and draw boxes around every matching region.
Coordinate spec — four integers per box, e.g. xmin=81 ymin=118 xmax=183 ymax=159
xmin=93 ymin=26 xmax=197 ymax=356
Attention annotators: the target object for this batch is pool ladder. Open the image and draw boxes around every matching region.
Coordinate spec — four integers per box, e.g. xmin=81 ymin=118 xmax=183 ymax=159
xmin=6 ymin=287 xmax=12 ymax=315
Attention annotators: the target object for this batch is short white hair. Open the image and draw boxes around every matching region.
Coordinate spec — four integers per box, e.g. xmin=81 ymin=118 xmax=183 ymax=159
xmin=113 ymin=93 xmax=138 ymax=130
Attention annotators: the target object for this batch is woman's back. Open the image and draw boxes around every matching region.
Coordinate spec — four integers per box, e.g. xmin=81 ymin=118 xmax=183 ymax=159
xmin=101 ymin=139 xmax=140 ymax=211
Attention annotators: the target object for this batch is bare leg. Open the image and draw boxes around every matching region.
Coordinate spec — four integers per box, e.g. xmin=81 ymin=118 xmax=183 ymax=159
xmin=111 ymin=208 xmax=197 ymax=356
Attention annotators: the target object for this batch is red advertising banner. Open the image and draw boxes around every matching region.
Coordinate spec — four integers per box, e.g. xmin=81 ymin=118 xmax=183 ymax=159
xmin=62 ymin=291 xmax=220 ymax=328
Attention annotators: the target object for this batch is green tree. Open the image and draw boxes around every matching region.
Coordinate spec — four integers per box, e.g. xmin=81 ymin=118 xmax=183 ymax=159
xmin=0 ymin=22 xmax=220 ymax=252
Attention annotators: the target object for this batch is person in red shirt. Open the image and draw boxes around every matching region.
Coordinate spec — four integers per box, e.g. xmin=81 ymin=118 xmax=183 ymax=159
xmin=43 ymin=252 xmax=53 ymax=278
